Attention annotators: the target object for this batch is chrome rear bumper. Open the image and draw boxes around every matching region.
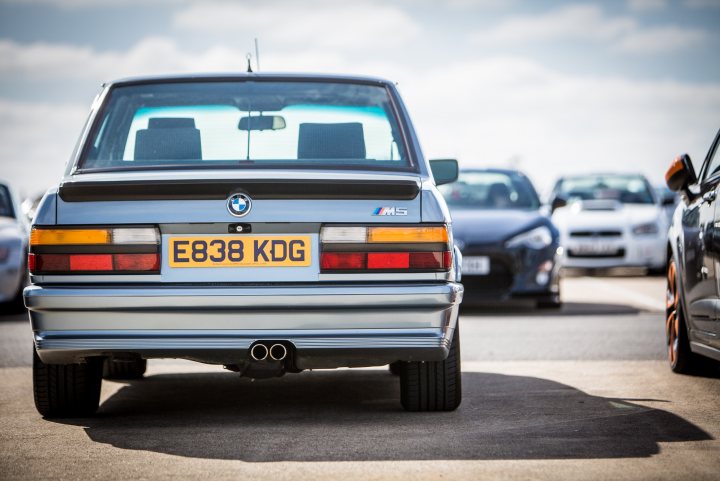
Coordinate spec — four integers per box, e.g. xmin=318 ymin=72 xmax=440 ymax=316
xmin=25 ymin=283 xmax=463 ymax=367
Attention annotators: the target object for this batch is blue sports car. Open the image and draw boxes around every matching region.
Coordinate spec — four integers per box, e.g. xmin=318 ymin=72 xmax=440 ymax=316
xmin=439 ymin=168 xmax=561 ymax=307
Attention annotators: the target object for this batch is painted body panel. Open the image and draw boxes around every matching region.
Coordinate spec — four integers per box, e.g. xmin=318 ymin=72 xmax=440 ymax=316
xmin=25 ymin=73 xmax=462 ymax=368
xmin=668 ymin=128 xmax=720 ymax=360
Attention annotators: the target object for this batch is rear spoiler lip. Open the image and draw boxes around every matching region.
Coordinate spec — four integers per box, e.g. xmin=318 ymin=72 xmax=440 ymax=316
xmin=58 ymin=178 xmax=421 ymax=202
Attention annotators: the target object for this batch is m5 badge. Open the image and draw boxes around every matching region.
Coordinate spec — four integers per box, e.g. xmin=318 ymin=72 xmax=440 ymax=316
xmin=373 ymin=207 xmax=408 ymax=216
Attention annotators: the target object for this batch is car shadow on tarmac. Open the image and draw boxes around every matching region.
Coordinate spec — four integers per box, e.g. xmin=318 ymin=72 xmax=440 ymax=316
xmin=53 ymin=370 xmax=712 ymax=462
xmin=461 ymin=301 xmax=644 ymax=317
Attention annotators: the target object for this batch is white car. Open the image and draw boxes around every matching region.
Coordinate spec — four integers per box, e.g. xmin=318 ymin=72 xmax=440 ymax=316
xmin=549 ymin=174 xmax=667 ymax=273
xmin=0 ymin=181 xmax=29 ymax=311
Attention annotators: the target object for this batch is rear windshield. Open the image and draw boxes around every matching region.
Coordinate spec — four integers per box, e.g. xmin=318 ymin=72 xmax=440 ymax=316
xmin=80 ymin=81 xmax=412 ymax=172
xmin=439 ymin=171 xmax=541 ymax=210
xmin=554 ymin=175 xmax=655 ymax=204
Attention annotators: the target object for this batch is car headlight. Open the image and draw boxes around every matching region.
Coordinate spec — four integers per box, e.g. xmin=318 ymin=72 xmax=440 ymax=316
xmin=505 ymin=226 xmax=553 ymax=250
xmin=632 ymin=222 xmax=659 ymax=236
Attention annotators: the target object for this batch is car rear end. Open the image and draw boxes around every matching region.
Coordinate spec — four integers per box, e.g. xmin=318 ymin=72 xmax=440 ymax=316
xmin=24 ymin=74 xmax=463 ymax=415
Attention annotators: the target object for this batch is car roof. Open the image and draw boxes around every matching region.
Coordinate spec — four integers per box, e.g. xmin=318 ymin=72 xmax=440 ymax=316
xmin=558 ymin=172 xmax=648 ymax=180
xmin=106 ymin=72 xmax=396 ymax=88
xmin=459 ymin=168 xmax=527 ymax=176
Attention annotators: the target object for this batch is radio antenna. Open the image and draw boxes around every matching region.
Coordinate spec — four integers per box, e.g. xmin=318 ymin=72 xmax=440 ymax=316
xmin=254 ymin=38 xmax=260 ymax=71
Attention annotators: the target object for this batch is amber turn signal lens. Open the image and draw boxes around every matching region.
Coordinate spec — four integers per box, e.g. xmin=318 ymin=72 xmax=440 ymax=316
xmin=30 ymin=228 xmax=111 ymax=246
xmin=367 ymin=226 xmax=448 ymax=243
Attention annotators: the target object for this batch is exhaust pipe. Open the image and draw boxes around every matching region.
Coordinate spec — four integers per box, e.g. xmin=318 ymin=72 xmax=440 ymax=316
xmin=269 ymin=343 xmax=288 ymax=361
xmin=250 ymin=343 xmax=269 ymax=361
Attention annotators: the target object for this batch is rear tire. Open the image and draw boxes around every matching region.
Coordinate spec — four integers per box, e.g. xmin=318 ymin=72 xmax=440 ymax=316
xmin=400 ymin=324 xmax=462 ymax=412
xmin=536 ymin=292 xmax=561 ymax=309
xmin=666 ymin=259 xmax=708 ymax=374
xmin=389 ymin=361 xmax=402 ymax=376
xmin=33 ymin=348 xmax=103 ymax=418
xmin=103 ymin=357 xmax=147 ymax=380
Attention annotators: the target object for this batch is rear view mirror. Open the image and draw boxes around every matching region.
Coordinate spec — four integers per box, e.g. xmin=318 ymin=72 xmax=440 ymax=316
xmin=239 ymin=115 xmax=286 ymax=131
xmin=429 ymin=159 xmax=459 ymax=186
xmin=665 ymin=154 xmax=697 ymax=195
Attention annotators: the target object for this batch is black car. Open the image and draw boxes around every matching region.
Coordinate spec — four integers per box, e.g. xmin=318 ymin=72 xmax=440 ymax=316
xmin=664 ymin=128 xmax=720 ymax=372
xmin=439 ymin=168 xmax=561 ymax=307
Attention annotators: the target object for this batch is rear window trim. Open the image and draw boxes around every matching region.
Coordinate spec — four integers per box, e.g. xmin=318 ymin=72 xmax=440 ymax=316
xmin=74 ymin=77 xmax=419 ymax=175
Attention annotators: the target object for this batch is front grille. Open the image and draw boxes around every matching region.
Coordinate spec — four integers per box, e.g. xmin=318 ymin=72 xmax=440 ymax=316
xmin=462 ymin=256 xmax=513 ymax=290
xmin=569 ymin=230 xmax=622 ymax=238
xmin=567 ymin=248 xmax=626 ymax=259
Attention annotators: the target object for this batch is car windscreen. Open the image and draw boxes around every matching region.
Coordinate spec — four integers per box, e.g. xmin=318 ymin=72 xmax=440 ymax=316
xmin=0 ymin=185 xmax=15 ymax=218
xmin=80 ymin=80 xmax=412 ymax=173
xmin=555 ymin=175 xmax=655 ymax=204
xmin=439 ymin=171 xmax=541 ymax=210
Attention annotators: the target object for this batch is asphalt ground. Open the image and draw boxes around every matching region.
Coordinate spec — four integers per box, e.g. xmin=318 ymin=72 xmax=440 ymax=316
xmin=1 ymin=275 xmax=719 ymax=481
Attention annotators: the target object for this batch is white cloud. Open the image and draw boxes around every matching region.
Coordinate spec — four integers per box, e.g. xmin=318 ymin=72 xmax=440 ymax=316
xmin=471 ymin=4 xmax=707 ymax=55
xmin=614 ymin=26 xmax=707 ymax=53
xmin=0 ymin=0 xmax=186 ymax=7
xmin=0 ymin=37 xmax=247 ymax=80
xmin=1 ymin=36 xmax=718 ymax=197
xmin=0 ymin=99 xmax=88 ymax=196
xmin=627 ymin=0 xmax=668 ymax=11
xmin=683 ymin=0 xmax=720 ymax=7
xmin=172 ymin=1 xmax=420 ymax=50
xmin=472 ymin=5 xmax=636 ymax=44
xmin=397 ymin=57 xmax=720 ymax=192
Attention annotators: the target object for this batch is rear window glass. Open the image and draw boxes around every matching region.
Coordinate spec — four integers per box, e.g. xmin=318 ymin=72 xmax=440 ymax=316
xmin=81 ymin=81 xmax=412 ymax=172
xmin=554 ymin=175 xmax=655 ymax=204
xmin=439 ymin=171 xmax=540 ymax=210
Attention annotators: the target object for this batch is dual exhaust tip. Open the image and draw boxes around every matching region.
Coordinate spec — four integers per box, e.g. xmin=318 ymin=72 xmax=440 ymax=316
xmin=250 ymin=343 xmax=288 ymax=362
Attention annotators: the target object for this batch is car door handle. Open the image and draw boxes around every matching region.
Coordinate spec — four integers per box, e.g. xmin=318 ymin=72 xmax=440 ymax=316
xmin=702 ymin=191 xmax=717 ymax=204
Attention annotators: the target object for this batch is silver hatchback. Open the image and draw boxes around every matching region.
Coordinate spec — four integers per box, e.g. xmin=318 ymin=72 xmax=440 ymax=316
xmin=25 ymin=73 xmax=463 ymax=416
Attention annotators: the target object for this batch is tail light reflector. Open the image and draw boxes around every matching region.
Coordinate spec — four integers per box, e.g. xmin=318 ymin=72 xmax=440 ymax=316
xmin=321 ymin=251 xmax=451 ymax=272
xmin=320 ymin=224 xmax=452 ymax=273
xmin=30 ymin=227 xmax=159 ymax=246
xmin=29 ymin=253 xmax=160 ymax=274
xmin=367 ymin=252 xmax=409 ymax=269
xmin=69 ymin=254 xmax=113 ymax=271
xmin=409 ymin=251 xmax=452 ymax=269
xmin=321 ymin=226 xmax=449 ymax=244
xmin=320 ymin=252 xmax=366 ymax=270
xmin=29 ymin=226 xmax=161 ymax=275
xmin=114 ymin=253 xmax=160 ymax=271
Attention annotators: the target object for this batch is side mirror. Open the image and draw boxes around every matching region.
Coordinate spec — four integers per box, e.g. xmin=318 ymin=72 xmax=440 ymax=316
xmin=665 ymin=154 xmax=697 ymax=194
xmin=429 ymin=159 xmax=459 ymax=186
xmin=550 ymin=196 xmax=567 ymax=213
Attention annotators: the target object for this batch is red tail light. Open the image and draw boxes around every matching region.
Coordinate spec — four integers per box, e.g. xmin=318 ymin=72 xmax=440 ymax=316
xmin=29 ymin=226 xmax=160 ymax=275
xmin=321 ymin=251 xmax=451 ymax=272
xmin=368 ymin=252 xmax=409 ymax=269
xmin=70 ymin=254 xmax=113 ymax=271
xmin=320 ymin=224 xmax=453 ymax=273
xmin=321 ymin=252 xmax=366 ymax=270
xmin=29 ymin=253 xmax=160 ymax=274
xmin=114 ymin=253 xmax=160 ymax=271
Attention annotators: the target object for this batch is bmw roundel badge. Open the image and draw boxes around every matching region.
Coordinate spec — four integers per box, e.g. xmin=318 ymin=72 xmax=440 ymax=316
xmin=227 ymin=193 xmax=252 ymax=217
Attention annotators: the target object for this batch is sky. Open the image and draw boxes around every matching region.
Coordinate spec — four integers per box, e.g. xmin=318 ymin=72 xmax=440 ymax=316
xmin=0 ymin=0 xmax=719 ymax=198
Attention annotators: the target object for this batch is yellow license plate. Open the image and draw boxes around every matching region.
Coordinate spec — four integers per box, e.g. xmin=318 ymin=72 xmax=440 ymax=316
xmin=168 ymin=235 xmax=312 ymax=268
